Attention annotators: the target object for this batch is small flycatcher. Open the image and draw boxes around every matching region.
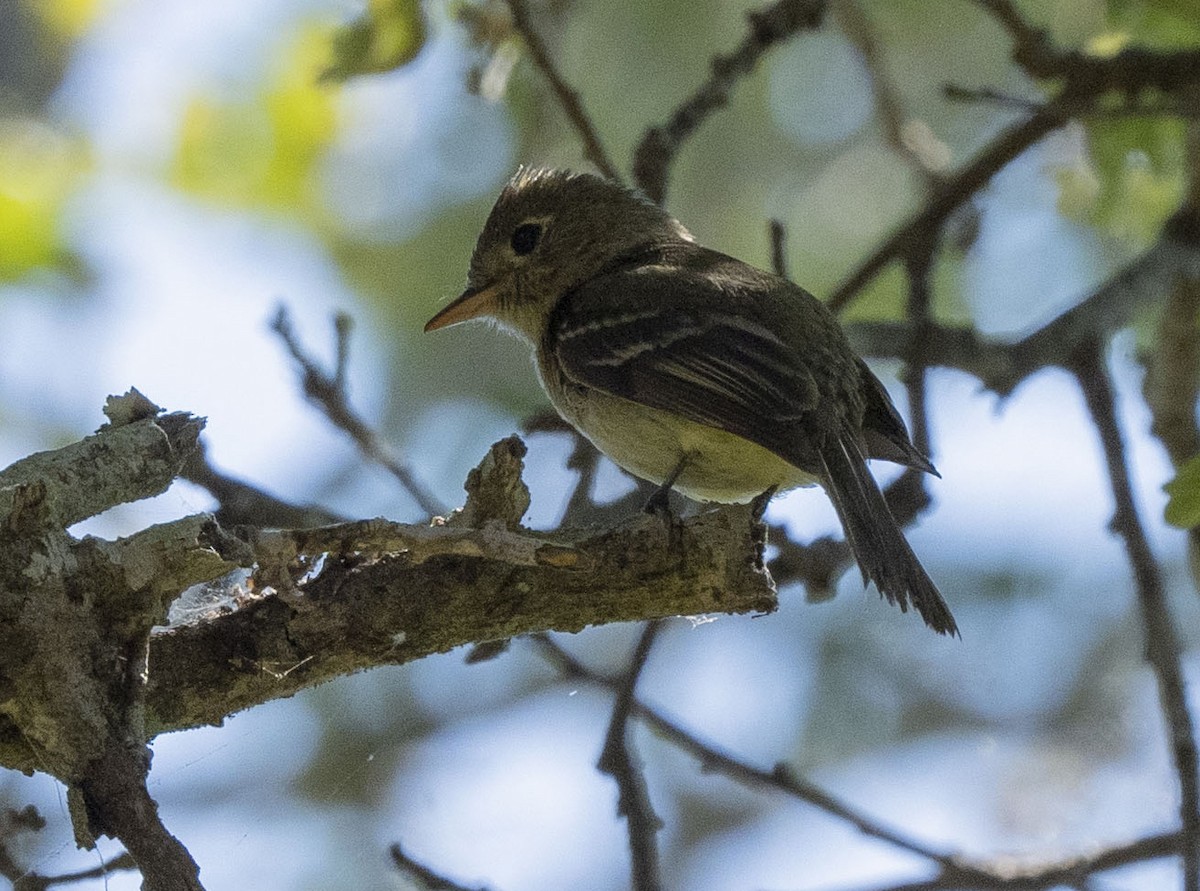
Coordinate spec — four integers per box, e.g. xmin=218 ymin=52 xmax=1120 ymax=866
xmin=426 ymin=168 xmax=956 ymax=635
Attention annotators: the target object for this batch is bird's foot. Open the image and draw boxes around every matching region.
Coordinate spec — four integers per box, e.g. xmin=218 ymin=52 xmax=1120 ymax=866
xmin=749 ymin=485 xmax=779 ymax=522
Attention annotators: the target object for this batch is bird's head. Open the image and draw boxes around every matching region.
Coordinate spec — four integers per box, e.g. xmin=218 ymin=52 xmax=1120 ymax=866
xmin=424 ymin=167 xmax=690 ymax=342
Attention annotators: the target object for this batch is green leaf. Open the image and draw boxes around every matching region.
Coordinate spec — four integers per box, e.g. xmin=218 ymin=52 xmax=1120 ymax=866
xmin=323 ymin=0 xmax=426 ymax=82
xmin=1079 ymin=115 xmax=1185 ymax=243
xmin=1164 ymin=453 xmax=1200 ymax=528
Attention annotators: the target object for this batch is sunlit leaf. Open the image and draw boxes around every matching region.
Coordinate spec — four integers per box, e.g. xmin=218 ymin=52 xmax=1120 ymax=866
xmin=323 ymin=0 xmax=426 ymax=82
xmin=1165 ymin=453 xmax=1200 ymax=529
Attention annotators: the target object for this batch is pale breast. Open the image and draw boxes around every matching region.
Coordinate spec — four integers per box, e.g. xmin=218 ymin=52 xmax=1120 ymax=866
xmin=536 ymin=350 xmax=816 ymax=504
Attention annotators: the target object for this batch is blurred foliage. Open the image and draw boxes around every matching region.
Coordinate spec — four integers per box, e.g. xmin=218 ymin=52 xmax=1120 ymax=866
xmin=171 ymin=27 xmax=340 ymax=216
xmin=22 ymin=0 xmax=109 ymax=40
xmin=1165 ymin=452 xmax=1200 ymax=528
xmin=323 ymin=0 xmax=427 ymax=81
xmin=1070 ymin=115 xmax=1186 ymax=242
xmin=0 ymin=120 xmax=87 ymax=282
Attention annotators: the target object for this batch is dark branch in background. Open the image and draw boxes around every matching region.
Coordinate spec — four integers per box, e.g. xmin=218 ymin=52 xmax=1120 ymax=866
xmin=536 ymin=633 xmax=1191 ymax=891
xmin=536 ymin=636 xmax=1010 ymax=886
xmin=841 ymin=207 xmax=1200 ymax=395
xmin=181 ymin=439 xmax=342 ymax=529
xmin=597 ymin=621 xmax=664 ymax=891
xmin=835 ymin=0 xmax=946 ymax=186
xmin=7 ymin=852 xmax=139 ymax=891
xmin=828 ymin=96 xmax=1071 ymax=313
xmin=270 ymin=306 xmax=445 ymax=517
xmin=1070 ymin=342 xmax=1200 ymax=891
xmin=829 ymin=0 xmax=1200 ymax=315
xmin=632 ymin=0 xmax=826 ymax=203
xmin=389 ymin=843 xmax=496 ymax=891
xmin=769 ymin=218 xmax=789 ymax=279
xmin=503 ymin=0 xmax=620 ymax=182
xmin=976 ymin=0 xmax=1200 ymax=90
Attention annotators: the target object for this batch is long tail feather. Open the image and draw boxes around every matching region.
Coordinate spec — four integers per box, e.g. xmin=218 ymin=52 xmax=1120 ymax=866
xmin=818 ymin=435 xmax=958 ymax=636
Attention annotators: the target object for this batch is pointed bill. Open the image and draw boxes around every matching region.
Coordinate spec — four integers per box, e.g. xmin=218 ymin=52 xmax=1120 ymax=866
xmin=424 ymin=284 xmax=501 ymax=332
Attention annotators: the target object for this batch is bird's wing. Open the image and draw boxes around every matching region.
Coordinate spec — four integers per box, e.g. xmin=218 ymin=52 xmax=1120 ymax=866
xmin=548 ymin=246 xmax=835 ymax=471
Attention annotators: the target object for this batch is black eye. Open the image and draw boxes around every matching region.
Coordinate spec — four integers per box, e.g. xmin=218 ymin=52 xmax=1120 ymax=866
xmin=510 ymin=223 xmax=542 ymax=256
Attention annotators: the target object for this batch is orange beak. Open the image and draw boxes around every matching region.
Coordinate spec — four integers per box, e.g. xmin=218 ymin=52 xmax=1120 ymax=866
xmin=424 ymin=283 xmax=501 ymax=332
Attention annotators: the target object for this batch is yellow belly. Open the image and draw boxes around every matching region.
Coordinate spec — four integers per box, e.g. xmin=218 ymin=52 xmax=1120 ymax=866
xmin=545 ymin=380 xmax=816 ymax=504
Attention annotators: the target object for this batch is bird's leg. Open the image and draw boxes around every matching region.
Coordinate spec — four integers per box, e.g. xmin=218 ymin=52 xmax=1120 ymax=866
xmin=749 ymin=485 xmax=779 ymax=522
xmin=643 ymin=455 xmax=691 ymax=558
xmin=643 ymin=455 xmax=689 ymax=515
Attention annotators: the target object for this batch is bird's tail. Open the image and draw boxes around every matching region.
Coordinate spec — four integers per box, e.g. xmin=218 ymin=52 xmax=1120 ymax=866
xmin=818 ymin=435 xmax=958 ymax=636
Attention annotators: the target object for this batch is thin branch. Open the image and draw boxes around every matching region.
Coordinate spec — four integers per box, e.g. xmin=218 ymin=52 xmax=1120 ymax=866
xmin=975 ymin=0 xmax=1200 ymax=91
xmin=769 ymin=219 xmax=789 ymax=279
xmin=828 ymin=95 xmax=1074 ymax=313
xmin=942 ymin=83 xmax=1052 ymax=110
xmin=597 ymin=621 xmax=665 ymax=891
xmin=531 ymin=636 xmax=975 ymax=874
xmin=13 ymin=852 xmax=139 ymax=891
xmin=836 ymin=0 xmax=945 ymax=184
xmin=181 ymin=441 xmax=343 ymax=529
xmin=825 ymin=831 xmax=1184 ymax=891
xmin=973 ymin=0 xmax=1056 ymax=74
xmin=270 ymin=306 xmax=445 ymax=517
xmin=389 ymin=843 xmax=495 ymax=891
xmin=503 ymin=0 xmax=620 ymax=182
xmin=632 ymin=0 xmax=826 ymax=203
xmin=1069 ymin=342 xmax=1200 ymax=891
xmin=536 ymin=634 xmax=1193 ymax=890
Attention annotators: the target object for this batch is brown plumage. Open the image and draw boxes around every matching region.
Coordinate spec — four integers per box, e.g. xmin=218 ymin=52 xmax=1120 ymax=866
xmin=427 ymin=168 xmax=957 ymax=635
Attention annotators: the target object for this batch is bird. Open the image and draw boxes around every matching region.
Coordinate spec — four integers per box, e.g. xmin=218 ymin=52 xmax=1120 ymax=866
xmin=425 ymin=167 xmax=957 ymax=635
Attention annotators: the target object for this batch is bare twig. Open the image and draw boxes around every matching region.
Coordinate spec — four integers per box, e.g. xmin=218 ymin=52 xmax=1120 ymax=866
xmin=973 ymin=0 xmax=1056 ymax=74
xmin=11 ymin=852 xmax=139 ymax=891
xmin=1070 ymin=342 xmax=1200 ymax=891
xmin=976 ymin=0 xmax=1200 ymax=91
xmin=828 ymin=95 xmax=1074 ymax=313
xmin=389 ymin=843 xmax=495 ymax=891
xmin=537 ymin=634 xmax=1192 ymax=889
xmin=769 ymin=218 xmax=789 ymax=279
xmin=632 ymin=0 xmax=826 ymax=203
xmin=836 ymin=0 xmax=945 ymax=183
xmin=826 ymin=832 xmax=1185 ymax=890
xmin=503 ymin=0 xmax=620 ymax=181
xmin=597 ymin=621 xmax=664 ymax=891
xmin=271 ymin=306 xmax=445 ymax=517
xmin=531 ymin=636 xmax=974 ymax=873
xmin=942 ymin=83 xmax=1049 ymax=110
xmin=181 ymin=441 xmax=343 ymax=529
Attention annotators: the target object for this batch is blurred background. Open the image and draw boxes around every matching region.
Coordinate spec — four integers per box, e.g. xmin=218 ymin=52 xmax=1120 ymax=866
xmin=1 ymin=0 xmax=1199 ymax=888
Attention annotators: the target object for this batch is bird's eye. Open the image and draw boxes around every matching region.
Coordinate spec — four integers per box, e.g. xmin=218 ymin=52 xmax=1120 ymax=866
xmin=510 ymin=223 xmax=542 ymax=256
